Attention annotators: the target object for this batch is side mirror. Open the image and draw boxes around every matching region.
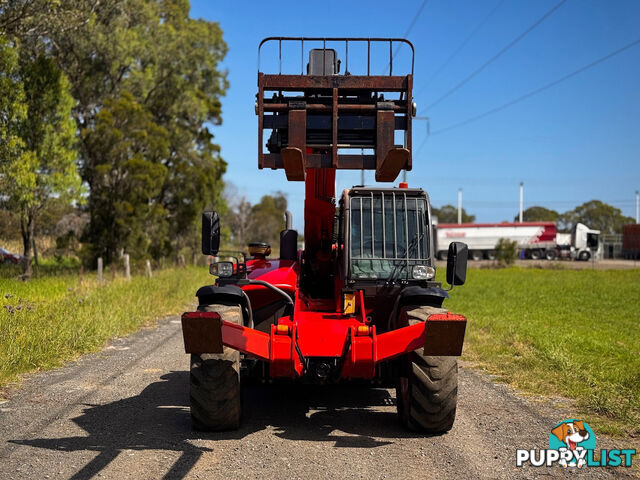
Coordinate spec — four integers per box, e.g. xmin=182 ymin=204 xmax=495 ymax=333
xmin=446 ymin=242 xmax=468 ymax=286
xmin=202 ymin=211 xmax=220 ymax=255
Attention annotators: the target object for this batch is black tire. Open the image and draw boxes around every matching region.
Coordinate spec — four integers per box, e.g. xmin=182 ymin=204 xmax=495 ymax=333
xmin=470 ymin=250 xmax=482 ymax=261
xmin=437 ymin=250 xmax=448 ymax=261
xmin=529 ymin=249 xmax=541 ymax=260
xmin=190 ymin=304 xmax=242 ymax=431
xmin=486 ymin=250 xmax=496 ymax=261
xmin=396 ymin=306 xmax=458 ymax=434
xmin=578 ymin=251 xmax=590 ymax=261
xmin=545 ymin=249 xmax=557 ymax=261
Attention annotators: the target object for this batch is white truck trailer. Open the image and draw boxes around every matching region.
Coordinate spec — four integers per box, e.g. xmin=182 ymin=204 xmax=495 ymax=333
xmin=434 ymin=221 xmax=600 ymax=261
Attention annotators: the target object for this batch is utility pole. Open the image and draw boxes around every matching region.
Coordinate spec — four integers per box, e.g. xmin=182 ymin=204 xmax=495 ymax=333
xmin=457 ymin=188 xmax=462 ymax=225
xmin=636 ymin=190 xmax=639 ymax=224
xmin=519 ymin=182 xmax=524 ymax=223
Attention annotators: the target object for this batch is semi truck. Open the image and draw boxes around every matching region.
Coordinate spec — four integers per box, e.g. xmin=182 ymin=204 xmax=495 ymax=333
xmin=435 ymin=221 xmax=600 ymax=261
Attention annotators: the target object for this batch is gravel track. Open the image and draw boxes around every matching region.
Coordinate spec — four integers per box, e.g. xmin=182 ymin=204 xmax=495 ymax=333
xmin=0 ymin=316 xmax=635 ymax=479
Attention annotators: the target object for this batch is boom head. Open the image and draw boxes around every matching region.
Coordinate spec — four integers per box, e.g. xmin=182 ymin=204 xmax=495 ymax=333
xmin=257 ymin=37 xmax=416 ymax=183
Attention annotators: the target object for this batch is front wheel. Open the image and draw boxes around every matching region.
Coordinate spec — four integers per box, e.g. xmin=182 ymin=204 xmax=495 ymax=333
xmin=396 ymin=306 xmax=458 ymax=433
xmin=578 ymin=251 xmax=590 ymax=261
xmin=190 ymin=304 xmax=242 ymax=431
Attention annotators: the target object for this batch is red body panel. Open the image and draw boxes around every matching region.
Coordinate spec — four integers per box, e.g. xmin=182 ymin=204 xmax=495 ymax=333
xmin=243 ymin=258 xmax=298 ymax=310
xmin=181 ymin=310 xmax=466 ymax=380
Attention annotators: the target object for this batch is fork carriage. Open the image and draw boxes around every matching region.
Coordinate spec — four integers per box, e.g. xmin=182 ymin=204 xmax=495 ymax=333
xmin=258 ymin=37 xmax=415 ymax=181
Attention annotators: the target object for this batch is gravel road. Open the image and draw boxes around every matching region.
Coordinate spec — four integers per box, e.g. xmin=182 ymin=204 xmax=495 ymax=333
xmin=0 ymin=316 xmax=635 ymax=480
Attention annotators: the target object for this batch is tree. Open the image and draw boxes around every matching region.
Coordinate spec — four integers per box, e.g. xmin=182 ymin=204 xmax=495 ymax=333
xmin=558 ymin=200 xmax=634 ymax=234
xmin=432 ymin=204 xmax=475 ymax=224
xmin=248 ymin=193 xmax=288 ymax=247
xmin=81 ymin=93 xmax=170 ymax=263
xmin=0 ymin=34 xmax=25 ymax=171
xmin=514 ymin=206 xmax=559 ymax=223
xmin=223 ymin=183 xmax=252 ymax=249
xmin=0 ymin=48 xmax=82 ymax=278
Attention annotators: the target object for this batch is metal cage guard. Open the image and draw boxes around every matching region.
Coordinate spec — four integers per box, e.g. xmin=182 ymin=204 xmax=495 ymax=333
xmin=258 ymin=37 xmax=415 ymax=75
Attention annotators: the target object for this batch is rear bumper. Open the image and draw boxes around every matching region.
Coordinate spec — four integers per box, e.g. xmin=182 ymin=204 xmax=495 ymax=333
xmin=181 ymin=311 xmax=466 ymax=379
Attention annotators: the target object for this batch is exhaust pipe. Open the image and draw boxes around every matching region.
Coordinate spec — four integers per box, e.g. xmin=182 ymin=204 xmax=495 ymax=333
xmin=284 ymin=210 xmax=292 ymax=230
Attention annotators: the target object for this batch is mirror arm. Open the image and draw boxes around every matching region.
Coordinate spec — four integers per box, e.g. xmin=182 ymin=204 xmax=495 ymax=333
xmin=444 ymin=254 xmax=456 ymax=292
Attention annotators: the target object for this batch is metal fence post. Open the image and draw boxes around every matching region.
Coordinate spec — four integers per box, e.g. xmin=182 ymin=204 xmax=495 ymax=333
xmin=97 ymin=257 xmax=103 ymax=285
xmin=124 ymin=254 xmax=131 ymax=281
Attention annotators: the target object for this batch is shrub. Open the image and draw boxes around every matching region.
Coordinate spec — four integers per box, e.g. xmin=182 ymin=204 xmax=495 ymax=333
xmin=496 ymin=238 xmax=518 ymax=266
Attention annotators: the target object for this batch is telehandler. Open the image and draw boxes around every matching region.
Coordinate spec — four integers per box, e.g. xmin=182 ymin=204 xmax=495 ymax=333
xmin=182 ymin=38 xmax=469 ymax=433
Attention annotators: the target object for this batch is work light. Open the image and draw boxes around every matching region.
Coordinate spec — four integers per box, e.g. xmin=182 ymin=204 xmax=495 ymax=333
xmin=412 ymin=265 xmax=435 ymax=280
xmin=210 ymin=261 xmax=233 ymax=277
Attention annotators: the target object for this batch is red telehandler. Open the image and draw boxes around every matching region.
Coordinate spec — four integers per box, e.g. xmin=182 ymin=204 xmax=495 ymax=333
xmin=181 ymin=38 xmax=469 ymax=433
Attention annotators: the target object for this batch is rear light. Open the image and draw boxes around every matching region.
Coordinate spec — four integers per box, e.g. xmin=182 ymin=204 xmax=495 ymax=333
xmin=210 ymin=261 xmax=233 ymax=277
xmin=412 ymin=265 xmax=435 ymax=280
xmin=399 ymin=182 xmax=408 ymax=189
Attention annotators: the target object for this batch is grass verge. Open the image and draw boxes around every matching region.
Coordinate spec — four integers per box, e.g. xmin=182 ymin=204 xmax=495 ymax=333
xmin=0 ymin=267 xmax=211 ymax=390
xmin=443 ymin=267 xmax=640 ymax=436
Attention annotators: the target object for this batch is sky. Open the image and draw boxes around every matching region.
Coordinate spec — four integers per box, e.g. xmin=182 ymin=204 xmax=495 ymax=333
xmin=190 ymin=0 xmax=640 ymax=231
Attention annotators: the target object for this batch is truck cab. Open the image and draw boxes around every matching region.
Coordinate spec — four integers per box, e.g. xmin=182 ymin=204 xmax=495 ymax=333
xmin=572 ymin=222 xmax=600 ymax=261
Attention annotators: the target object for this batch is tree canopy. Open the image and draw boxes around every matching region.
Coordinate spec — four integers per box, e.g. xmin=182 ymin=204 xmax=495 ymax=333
xmin=513 ymin=206 xmax=559 ymax=223
xmin=223 ymin=185 xmax=288 ymax=250
xmin=558 ymin=200 xmax=634 ymax=234
xmin=432 ymin=205 xmax=476 ymax=224
xmin=0 ymin=0 xmax=229 ymax=268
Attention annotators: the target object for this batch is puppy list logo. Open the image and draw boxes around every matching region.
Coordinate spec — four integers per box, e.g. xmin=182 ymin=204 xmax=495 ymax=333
xmin=516 ymin=419 xmax=636 ymax=468
xmin=549 ymin=419 xmax=595 ymax=468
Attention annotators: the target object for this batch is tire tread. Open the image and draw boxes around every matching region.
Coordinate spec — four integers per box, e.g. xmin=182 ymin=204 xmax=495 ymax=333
xmin=189 ymin=304 xmax=242 ymax=431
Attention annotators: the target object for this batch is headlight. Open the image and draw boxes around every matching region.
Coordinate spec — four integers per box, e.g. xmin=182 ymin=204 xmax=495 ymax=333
xmin=210 ymin=261 xmax=233 ymax=277
xmin=412 ymin=265 xmax=435 ymax=280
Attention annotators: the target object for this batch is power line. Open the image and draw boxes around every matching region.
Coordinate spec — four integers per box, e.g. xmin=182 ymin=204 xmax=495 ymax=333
xmin=386 ymin=0 xmax=430 ymax=73
xmin=423 ymin=0 xmax=567 ymax=112
xmin=432 ymin=37 xmax=640 ymax=135
xmin=416 ymin=0 xmax=505 ymax=98
xmin=401 ymin=0 xmax=430 ymax=40
xmin=413 ymin=134 xmax=430 ymax=158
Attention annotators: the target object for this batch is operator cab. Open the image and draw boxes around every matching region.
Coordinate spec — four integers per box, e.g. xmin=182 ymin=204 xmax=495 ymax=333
xmin=339 ymin=185 xmax=435 ymax=286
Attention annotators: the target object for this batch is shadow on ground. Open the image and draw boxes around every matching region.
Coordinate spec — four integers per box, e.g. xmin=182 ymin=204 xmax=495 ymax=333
xmin=10 ymin=371 xmax=426 ymax=479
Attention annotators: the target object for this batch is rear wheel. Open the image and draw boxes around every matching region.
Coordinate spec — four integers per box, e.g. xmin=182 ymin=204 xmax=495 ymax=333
xmin=578 ymin=251 xmax=590 ymax=261
xmin=529 ymin=249 xmax=541 ymax=260
xmin=396 ymin=306 xmax=458 ymax=433
xmin=545 ymin=249 xmax=557 ymax=261
xmin=486 ymin=250 xmax=496 ymax=261
xmin=190 ymin=304 xmax=242 ymax=431
xmin=470 ymin=250 xmax=482 ymax=261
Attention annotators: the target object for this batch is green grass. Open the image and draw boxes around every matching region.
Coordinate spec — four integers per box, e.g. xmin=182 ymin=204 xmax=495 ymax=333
xmin=0 ymin=267 xmax=211 ymax=390
xmin=0 ymin=255 xmax=83 ymax=278
xmin=442 ymin=267 xmax=640 ymax=436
